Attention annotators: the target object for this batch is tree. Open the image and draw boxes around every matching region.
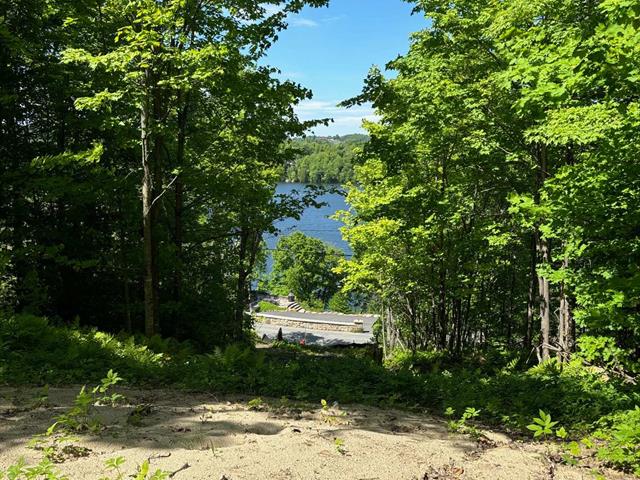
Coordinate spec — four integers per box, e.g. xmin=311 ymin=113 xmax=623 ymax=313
xmin=270 ymin=232 xmax=343 ymax=305
xmin=1 ymin=0 xmax=330 ymax=346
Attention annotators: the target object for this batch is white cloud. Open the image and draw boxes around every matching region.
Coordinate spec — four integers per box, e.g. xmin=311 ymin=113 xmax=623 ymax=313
xmin=289 ymin=17 xmax=319 ymax=27
xmin=295 ymin=100 xmax=379 ymax=135
xmin=260 ymin=3 xmax=340 ymax=28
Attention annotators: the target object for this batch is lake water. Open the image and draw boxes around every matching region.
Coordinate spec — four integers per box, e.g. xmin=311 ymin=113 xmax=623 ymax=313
xmin=264 ymin=183 xmax=352 ymax=270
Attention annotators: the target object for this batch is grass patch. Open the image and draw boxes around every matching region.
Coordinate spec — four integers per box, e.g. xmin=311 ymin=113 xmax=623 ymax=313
xmin=256 ymin=301 xmax=287 ymax=312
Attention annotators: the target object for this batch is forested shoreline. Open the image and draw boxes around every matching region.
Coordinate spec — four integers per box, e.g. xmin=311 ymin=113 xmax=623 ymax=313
xmin=282 ymin=134 xmax=368 ymax=184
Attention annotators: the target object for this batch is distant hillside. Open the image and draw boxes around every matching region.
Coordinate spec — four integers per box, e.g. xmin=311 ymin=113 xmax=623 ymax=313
xmin=284 ymin=134 xmax=369 ymax=184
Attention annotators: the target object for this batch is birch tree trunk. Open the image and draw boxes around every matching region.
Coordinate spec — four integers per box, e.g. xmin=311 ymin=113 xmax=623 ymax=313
xmin=141 ymin=87 xmax=158 ymax=337
xmin=558 ymin=255 xmax=574 ymax=361
xmin=535 ymin=144 xmax=551 ymax=362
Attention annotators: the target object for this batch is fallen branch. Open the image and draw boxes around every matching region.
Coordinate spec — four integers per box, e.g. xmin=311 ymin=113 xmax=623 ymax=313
xmin=169 ymin=463 xmax=191 ymax=478
xmin=148 ymin=452 xmax=171 ymax=461
xmin=582 ymin=359 xmax=637 ymax=385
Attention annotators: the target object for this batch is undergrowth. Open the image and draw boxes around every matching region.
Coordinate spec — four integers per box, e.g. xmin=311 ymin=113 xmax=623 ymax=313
xmin=1 ymin=313 xmax=639 ymax=475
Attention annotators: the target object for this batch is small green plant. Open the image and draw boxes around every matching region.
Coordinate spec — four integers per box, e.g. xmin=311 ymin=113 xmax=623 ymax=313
xmin=31 ymin=385 xmax=50 ymax=409
xmin=101 ymin=456 xmax=126 ymax=480
xmin=0 ymin=457 xmax=68 ymax=480
xmin=248 ymin=397 xmax=265 ymax=411
xmin=561 ymin=441 xmax=583 ymax=466
xmin=133 ymin=460 xmax=167 ymax=480
xmin=94 ymin=370 xmax=125 ymax=405
xmin=445 ymin=407 xmax=481 ymax=437
xmin=28 ymin=374 xmax=124 ymax=465
xmin=527 ymin=410 xmax=563 ymax=440
xmin=320 ymin=399 xmax=347 ymax=425
xmin=127 ymin=404 xmax=153 ymax=427
xmin=334 ymin=437 xmax=346 ymax=455
xmin=48 ymin=370 xmax=124 ymax=435
xmin=100 ymin=458 xmax=168 ymax=480
xmin=593 ymin=406 xmax=640 ymax=475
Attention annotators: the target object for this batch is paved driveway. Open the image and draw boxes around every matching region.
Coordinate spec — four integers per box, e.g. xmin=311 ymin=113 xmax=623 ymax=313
xmin=254 ymin=322 xmax=375 ymax=346
xmin=256 ymin=310 xmax=377 ymax=330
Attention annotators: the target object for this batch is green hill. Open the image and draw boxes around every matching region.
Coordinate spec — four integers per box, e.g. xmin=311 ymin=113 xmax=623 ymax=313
xmin=285 ymin=134 xmax=368 ymax=184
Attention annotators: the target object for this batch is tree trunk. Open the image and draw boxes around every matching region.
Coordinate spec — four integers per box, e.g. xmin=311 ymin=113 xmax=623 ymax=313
xmin=233 ymin=226 xmax=261 ymax=341
xmin=173 ymin=97 xmax=188 ymax=321
xmin=381 ymin=300 xmax=388 ymax=358
xmin=525 ymin=233 xmax=536 ymax=350
xmin=558 ymin=255 xmax=574 ymax=362
xmin=233 ymin=228 xmax=249 ymax=340
xmin=118 ymin=203 xmax=132 ymax=332
xmin=438 ymin=265 xmax=447 ymax=349
xmin=534 ymin=143 xmax=551 ymax=362
xmin=141 ymin=78 xmax=158 ymax=338
xmin=557 ymin=147 xmax=575 ymax=362
xmin=506 ymin=265 xmax=515 ymax=347
xmin=537 ymin=233 xmax=551 ymax=361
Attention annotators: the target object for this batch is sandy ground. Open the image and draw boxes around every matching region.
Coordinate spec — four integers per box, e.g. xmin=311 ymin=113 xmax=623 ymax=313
xmin=0 ymin=386 xmax=631 ymax=480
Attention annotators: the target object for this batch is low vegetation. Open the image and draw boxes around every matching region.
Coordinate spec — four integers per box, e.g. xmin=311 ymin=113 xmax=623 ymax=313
xmin=1 ymin=313 xmax=639 ymax=476
xmin=256 ymin=301 xmax=286 ymax=312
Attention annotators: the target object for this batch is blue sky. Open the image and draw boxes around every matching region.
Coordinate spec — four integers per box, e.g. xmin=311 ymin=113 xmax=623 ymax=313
xmin=264 ymin=0 xmax=426 ymax=136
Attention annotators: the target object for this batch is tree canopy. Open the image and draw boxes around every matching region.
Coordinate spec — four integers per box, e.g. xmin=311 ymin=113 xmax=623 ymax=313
xmin=339 ymin=0 xmax=640 ymax=368
xmin=0 ymin=0 xmax=329 ymax=346
xmin=269 ymin=232 xmax=343 ymax=306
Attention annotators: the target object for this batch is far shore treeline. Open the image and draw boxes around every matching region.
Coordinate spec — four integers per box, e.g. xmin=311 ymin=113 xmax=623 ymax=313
xmin=283 ymin=134 xmax=368 ymax=184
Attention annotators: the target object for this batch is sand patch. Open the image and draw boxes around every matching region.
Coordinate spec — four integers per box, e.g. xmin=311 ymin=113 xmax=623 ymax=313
xmin=0 ymin=387 xmax=631 ymax=480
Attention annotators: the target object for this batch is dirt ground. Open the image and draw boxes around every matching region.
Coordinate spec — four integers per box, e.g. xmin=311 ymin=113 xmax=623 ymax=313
xmin=0 ymin=386 xmax=631 ymax=480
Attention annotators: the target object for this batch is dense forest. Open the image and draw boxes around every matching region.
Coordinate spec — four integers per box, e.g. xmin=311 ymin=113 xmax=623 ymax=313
xmin=339 ymin=0 xmax=640 ymax=370
xmin=0 ymin=0 xmax=327 ymax=347
xmin=283 ymin=134 xmax=368 ymax=184
xmin=2 ymin=0 xmax=640 ymax=478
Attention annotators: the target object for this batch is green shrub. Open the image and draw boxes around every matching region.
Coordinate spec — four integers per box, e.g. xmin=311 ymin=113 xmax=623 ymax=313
xmin=576 ymin=335 xmax=635 ymax=373
xmin=300 ymin=298 xmax=324 ymax=312
xmin=384 ymin=349 xmax=447 ymax=373
xmin=594 ymin=406 xmax=640 ymax=475
xmin=328 ymin=292 xmax=351 ymax=313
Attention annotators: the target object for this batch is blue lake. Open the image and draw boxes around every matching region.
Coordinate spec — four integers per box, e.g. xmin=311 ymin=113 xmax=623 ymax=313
xmin=264 ymin=183 xmax=352 ymax=270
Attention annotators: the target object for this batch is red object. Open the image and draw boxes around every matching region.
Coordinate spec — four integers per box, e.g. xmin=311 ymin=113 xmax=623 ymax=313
xmin=299 ymin=339 xmax=306 ymax=345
